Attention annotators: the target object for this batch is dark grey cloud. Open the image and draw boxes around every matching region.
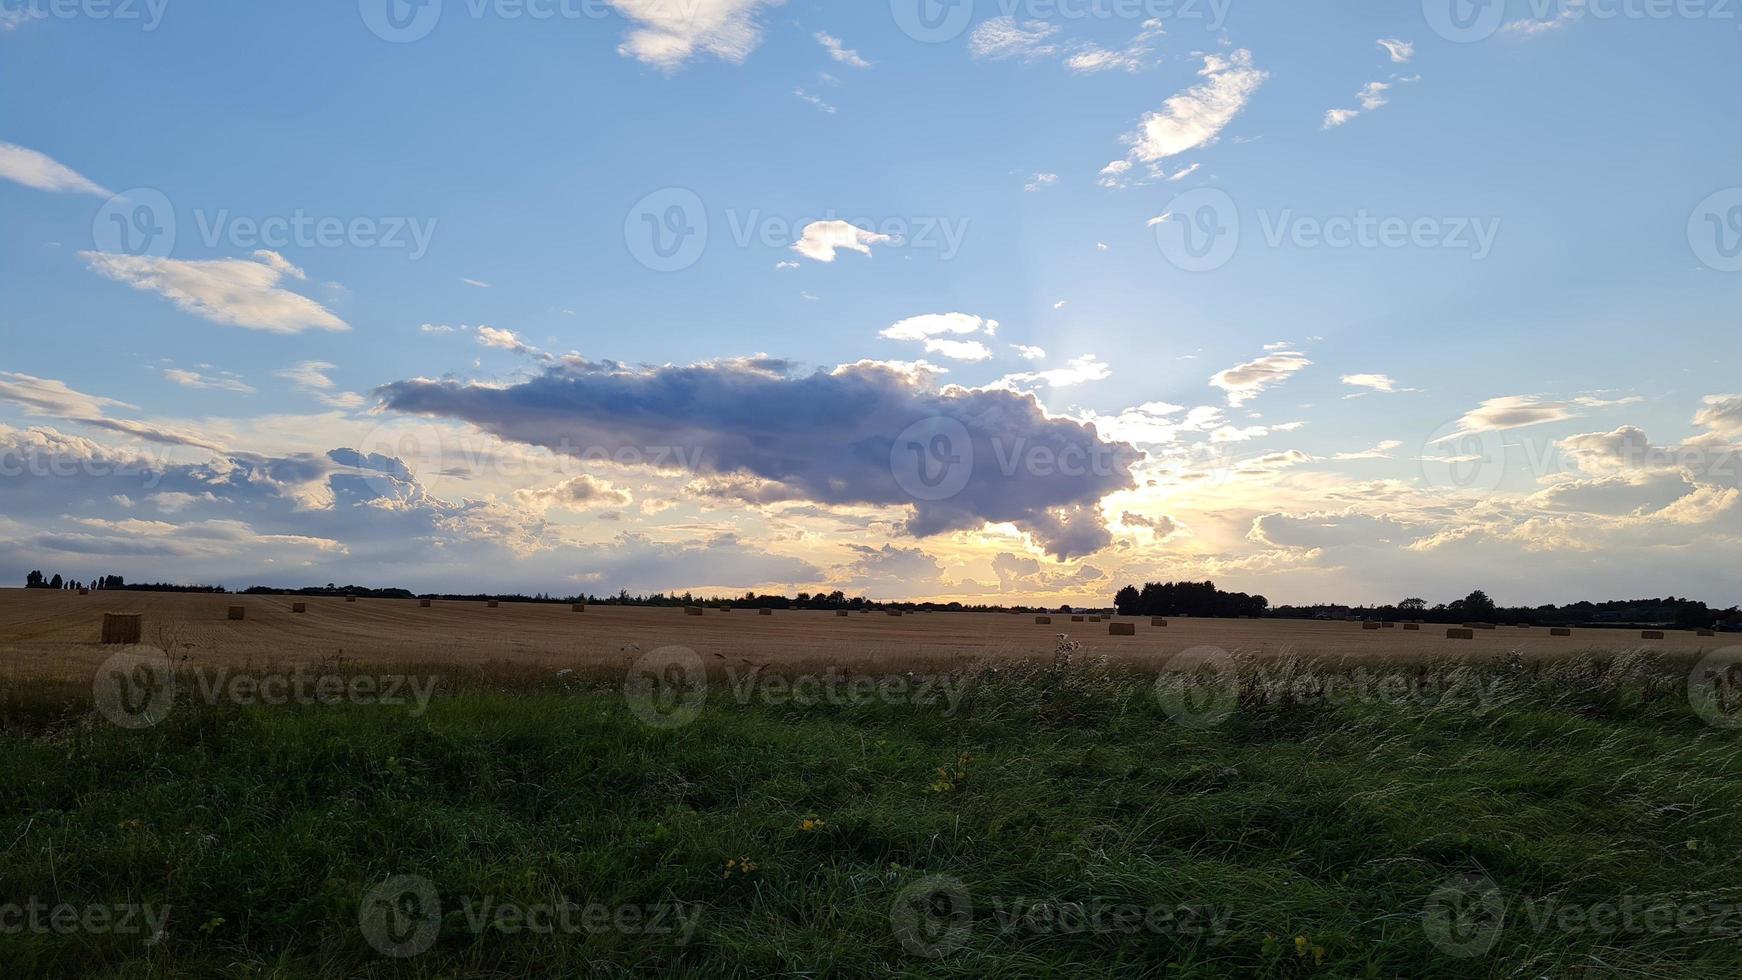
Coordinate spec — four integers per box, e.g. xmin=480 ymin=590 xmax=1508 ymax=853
xmin=377 ymin=358 xmax=1138 ymax=558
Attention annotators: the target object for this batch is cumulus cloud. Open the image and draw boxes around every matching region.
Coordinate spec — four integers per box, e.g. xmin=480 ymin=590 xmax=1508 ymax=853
xmin=608 ymin=0 xmax=781 ymax=70
xmin=1693 ymin=394 xmax=1742 ymax=437
xmin=1210 ymin=350 xmax=1312 ymax=407
xmin=513 ymin=474 xmax=632 ymax=511
xmin=815 ymin=31 xmax=870 ymax=68
xmin=791 ymin=220 xmax=892 ymax=262
xmin=1120 ymin=511 xmax=1177 ymax=538
xmin=0 ymin=141 xmax=110 ymax=196
xmin=376 ymin=356 xmax=1138 ymax=559
xmin=81 ymin=250 xmax=348 ymax=333
xmin=921 ymin=339 xmax=993 ymax=362
xmin=1011 ymin=345 xmax=1047 ymax=361
xmin=1104 ymin=49 xmax=1266 ymax=179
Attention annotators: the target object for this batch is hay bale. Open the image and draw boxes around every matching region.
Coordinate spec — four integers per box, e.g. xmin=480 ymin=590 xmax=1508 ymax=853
xmin=1108 ymin=622 xmax=1135 ymax=636
xmin=1403 ymin=623 xmax=1420 ymax=631
xmin=1362 ymin=621 xmax=1382 ymax=631
xmin=572 ymin=603 xmax=586 ymax=613
xmin=101 ymin=613 xmax=142 ymax=645
xmin=487 ymin=600 xmax=500 ymax=609
xmin=420 ymin=599 xmax=432 ymax=608
xmin=1035 ymin=616 xmax=1052 ymax=625
xmin=684 ymin=606 xmax=703 ymax=616
xmin=77 ymin=588 xmax=89 ymax=595
xmin=1071 ymin=615 xmax=1085 ymax=622
xmin=1551 ymin=627 xmax=1572 ymax=636
xmin=1642 ymin=630 xmax=1665 ymax=640
xmin=887 ymin=610 xmax=903 ymax=617
xmin=292 ymin=602 xmax=307 ymax=614
xmin=1088 ymin=616 xmax=1103 ymax=622
xmin=227 ymin=606 xmax=246 ymax=621
xmin=1383 ymin=621 xmax=1397 ymax=628
xmin=1699 ymin=629 xmax=1717 ymax=637
xmin=1446 ymin=628 xmax=1474 ymax=640
xmin=759 ymin=608 xmax=773 ymax=616
xmin=836 ymin=610 xmax=849 ymax=617
xmin=346 ymin=596 xmax=357 ymax=603
xmin=1151 ymin=618 xmax=1167 ymax=627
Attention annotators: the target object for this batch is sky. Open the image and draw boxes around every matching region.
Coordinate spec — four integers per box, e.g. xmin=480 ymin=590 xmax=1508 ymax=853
xmin=1 ymin=0 xmax=1740 ymax=606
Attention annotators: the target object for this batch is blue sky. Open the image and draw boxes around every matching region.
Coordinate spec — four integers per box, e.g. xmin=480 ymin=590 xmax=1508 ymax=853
xmin=2 ymin=0 xmax=1740 ymax=604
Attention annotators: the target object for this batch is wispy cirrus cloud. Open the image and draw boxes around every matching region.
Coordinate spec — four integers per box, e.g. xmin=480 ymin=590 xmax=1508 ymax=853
xmin=1209 ymin=350 xmax=1311 ymax=407
xmin=81 ymin=250 xmax=348 ymax=334
xmin=0 ymin=141 xmax=110 ymax=197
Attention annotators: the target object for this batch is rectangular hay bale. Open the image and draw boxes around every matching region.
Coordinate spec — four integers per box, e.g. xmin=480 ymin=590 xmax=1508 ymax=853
xmin=487 ymin=600 xmax=500 ymax=608
xmin=1108 ymin=622 xmax=1135 ymax=636
xmin=572 ymin=603 xmax=586 ymax=612
xmin=1151 ymin=618 xmax=1167 ymax=627
xmin=684 ymin=606 xmax=703 ymax=616
xmin=420 ymin=599 xmax=432 ymax=608
xmin=1699 ymin=629 xmax=1717 ymax=637
xmin=836 ymin=610 xmax=849 ymax=617
xmin=1362 ymin=621 xmax=1382 ymax=630
xmin=1642 ymin=630 xmax=1665 ymax=640
xmin=1035 ymin=616 xmax=1052 ymax=625
xmin=759 ymin=608 xmax=773 ymax=616
xmin=1446 ymin=628 xmax=1474 ymax=640
xmin=1403 ymin=623 xmax=1420 ymax=630
xmin=292 ymin=602 xmax=307 ymax=613
xmin=1551 ymin=627 xmax=1572 ymax=636
xmin=1071 ymin=615 xmax=1085 ymax=622
xmin=101 ymin=613 xmax=142 ymax=645
xmin=227 ymin=606 xmax=246 ymax=621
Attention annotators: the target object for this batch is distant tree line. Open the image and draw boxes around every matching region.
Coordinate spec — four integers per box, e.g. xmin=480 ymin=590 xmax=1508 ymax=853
xmin=1113 ymin=580 xmax=1270 ymax=619
xmin=1268 ymin=590 xmax=1740 ymax=630
xmin=24 ymin=571 xmax=226 ymax=593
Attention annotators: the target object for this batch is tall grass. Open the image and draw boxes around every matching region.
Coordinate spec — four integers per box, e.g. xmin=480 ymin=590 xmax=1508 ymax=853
xmin=1 ymin=649 xmax=1739 ymax=977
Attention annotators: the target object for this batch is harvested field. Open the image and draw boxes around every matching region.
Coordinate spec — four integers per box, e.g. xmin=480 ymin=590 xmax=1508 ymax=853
xmin=0 ymin=590 xmax=1727 ymax=683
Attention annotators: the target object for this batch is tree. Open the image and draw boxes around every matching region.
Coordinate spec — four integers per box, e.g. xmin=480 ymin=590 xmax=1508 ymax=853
xmin=48 ymin=574 xmax=63 ymax=590
xmin=25 ymin=570 xmax=44 ymax=589
xmin=1461 ymin=590 xmax=1496 ymax=620
xmin=1399 ymin=597 xmax=1427 ymax=614
xmin=1115 ymin=585 xmax=1141 ymax=616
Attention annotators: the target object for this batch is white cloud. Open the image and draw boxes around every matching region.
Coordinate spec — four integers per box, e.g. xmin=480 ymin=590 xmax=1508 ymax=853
xmin=275 ymin=361 xmax=366 ymax=410
xmin=922 ymin=338 xmax=993 ymax=362
xmin=880 ymin=313 xmax=997 ymax=341
xmin=794 ymin=88 xmax=837 ymax=113
xmin=1503 ymin=0 xmax=1585 ymax=36
xmin=420 ymin=323 xmax=458 ymax=334
xmin=0 ymin=141 xmax=110 ymax=197
xmin=997 ymin=354 xmax=1111 ymax=389
xmin=1012 ymin=344 xmax=1048 ymax=361
xmin=1104 ymin=49 xmax=1266 ymax=177
xmin=1024 ymin=172 xmax=1059 ymax=192
xmin=790 ymin=220 xmax=892 ymax=262
xmin=80 ymin=250 xmax=348 ymax=334
xmin=513 ymin=474 xmax=632 ymax=511
xmin=815 ymin=31 xmax=870 ymax=68
xmin=774 ymin=260 xmax=800 ymax=270
xmin=968 ymin=17 xmax=1061 ymax=61
xmin=164 ymin=368 xmax=255 ymax=394
xmin=1377 ymin=38 xmax=1414 ymax=63
xmin=607 ymin=0 xmax=780 ymax=70
xmin=1052 ymin=300 xmax=1066 ymax=310
xmin=1062 ymin=18 xmax=1164 ymax=74
xmin=1444 ymin=395 xmax=1577 ymax=437
xmin=461 ymin=277 xmax=491 ymax=288
xmin=1209 ymin=350 xmax=1312 ymax=406
xmin=1694 ymin=394 xmax=1742 ymax=436
xmin=1340 ymin=373 xmax=1402 ymax=394
xmin=1333 ymin=439 xmax=1403 ymax=461
xmin=1323 ymin=81 xmax=1390 ymax=128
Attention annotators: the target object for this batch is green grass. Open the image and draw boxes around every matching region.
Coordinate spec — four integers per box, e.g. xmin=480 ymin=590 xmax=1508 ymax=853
xmin=3 ymin=649 xmax=1742 ymax=978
